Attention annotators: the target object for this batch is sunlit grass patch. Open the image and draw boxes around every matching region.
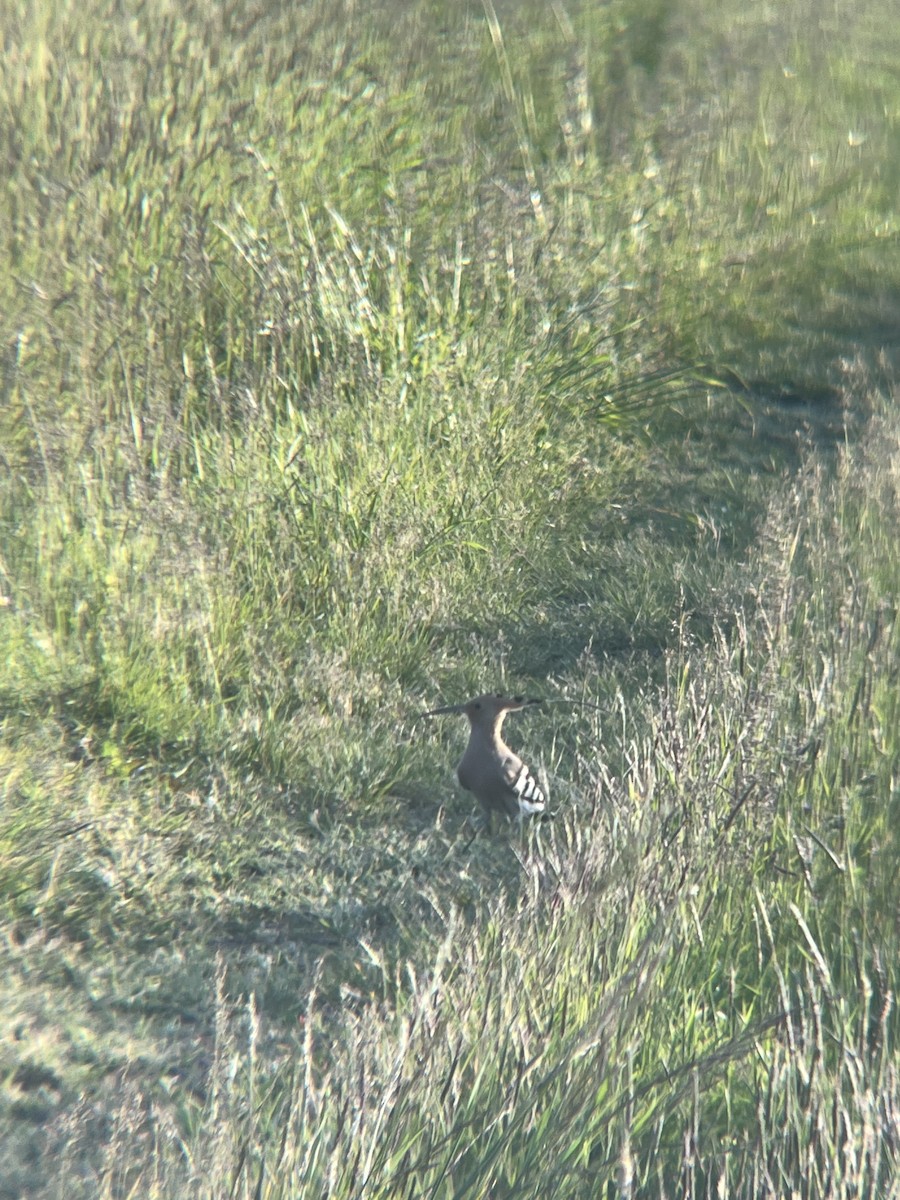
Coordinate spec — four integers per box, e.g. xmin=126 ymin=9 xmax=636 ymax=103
xmin=1 ymin=0 xmax=898 ymax=1193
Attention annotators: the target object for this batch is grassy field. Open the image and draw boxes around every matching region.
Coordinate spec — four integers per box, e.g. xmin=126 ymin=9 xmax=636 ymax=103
xmin=1 ymin=0 xmax=899 ymax=1195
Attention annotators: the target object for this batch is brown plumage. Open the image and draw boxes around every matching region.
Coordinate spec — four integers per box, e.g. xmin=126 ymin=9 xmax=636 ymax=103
xmin=422 ymin=693 xmax=549 ymax=825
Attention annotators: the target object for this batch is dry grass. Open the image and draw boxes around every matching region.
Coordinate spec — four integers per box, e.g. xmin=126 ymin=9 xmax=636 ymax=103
xmin=1 ymin=0 xmax=898 ymax=1194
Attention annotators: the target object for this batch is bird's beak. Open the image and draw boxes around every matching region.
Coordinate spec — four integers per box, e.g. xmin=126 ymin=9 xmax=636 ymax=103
xmin=419 ymin=702 xmax=468 ymax=719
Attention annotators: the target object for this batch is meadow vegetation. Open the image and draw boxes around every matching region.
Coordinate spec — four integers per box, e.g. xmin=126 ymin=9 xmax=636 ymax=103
xmin=1 ymin=0 xmax=898 ymax=1195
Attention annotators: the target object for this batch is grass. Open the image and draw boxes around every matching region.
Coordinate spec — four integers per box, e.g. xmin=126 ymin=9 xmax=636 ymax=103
xmin=1 ymin=0 xmax=899 ymax=1195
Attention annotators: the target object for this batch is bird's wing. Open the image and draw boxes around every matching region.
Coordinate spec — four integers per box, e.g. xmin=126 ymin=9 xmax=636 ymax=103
xmin=502 ymin=757 xmax=546 ymax=815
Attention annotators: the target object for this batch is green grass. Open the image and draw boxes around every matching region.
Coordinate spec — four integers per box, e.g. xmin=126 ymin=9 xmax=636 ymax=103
xmin=1 ymin=0 xmax=899 ymax=1195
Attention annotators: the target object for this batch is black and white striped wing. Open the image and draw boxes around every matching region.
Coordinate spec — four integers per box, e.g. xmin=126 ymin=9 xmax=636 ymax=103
xmin=508 ymin=762 xmax=546 ymax=816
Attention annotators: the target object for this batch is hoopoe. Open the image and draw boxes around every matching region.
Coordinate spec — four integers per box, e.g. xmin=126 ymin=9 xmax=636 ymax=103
xmin=422 ymin=693 xmax=550 ymax=826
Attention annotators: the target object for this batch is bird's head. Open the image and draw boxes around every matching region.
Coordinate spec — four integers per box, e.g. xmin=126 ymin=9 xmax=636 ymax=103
xmin=421 ymin=692 xmax=542 ymax=726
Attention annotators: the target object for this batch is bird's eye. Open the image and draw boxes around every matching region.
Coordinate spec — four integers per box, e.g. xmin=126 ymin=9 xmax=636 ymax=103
xmin=473 ymin=701 xmax=481 ymax=710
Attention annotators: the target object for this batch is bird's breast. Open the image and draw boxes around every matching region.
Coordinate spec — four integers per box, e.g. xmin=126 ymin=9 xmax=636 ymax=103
xmin=457 ymin=744 xmax=504 ymax=795
xmin=456 ymin=758 xmax=473 ymax=792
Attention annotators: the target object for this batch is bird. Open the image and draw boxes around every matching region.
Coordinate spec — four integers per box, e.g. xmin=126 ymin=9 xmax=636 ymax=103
xmin=421 ymin=693 xmax=550 ymax=828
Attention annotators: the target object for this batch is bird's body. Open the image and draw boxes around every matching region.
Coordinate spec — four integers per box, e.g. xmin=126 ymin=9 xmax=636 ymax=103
xmin=422 ymin=693 xmax=549 ymax=825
